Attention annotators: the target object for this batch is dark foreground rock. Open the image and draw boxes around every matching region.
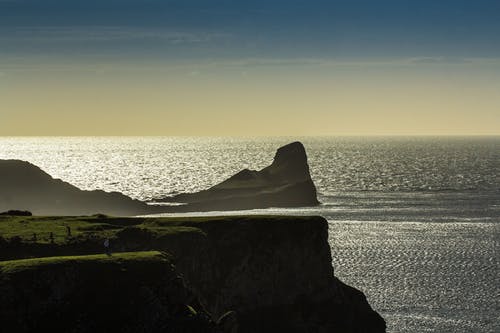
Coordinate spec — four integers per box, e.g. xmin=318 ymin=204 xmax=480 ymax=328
xmin=0 ymin=252 xmax=216 ymax=333
xmin=155 ymin=141 xmax=320 ymax=211
xmin=0 ymin=215 xmax=386 ymax=332
xmin=0 ymin=160 xmax=161 ymax=216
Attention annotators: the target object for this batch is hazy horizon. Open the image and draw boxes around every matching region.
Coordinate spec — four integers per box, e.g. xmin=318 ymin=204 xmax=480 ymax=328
xmin=1 ymin=1 xmax=499 ymax=136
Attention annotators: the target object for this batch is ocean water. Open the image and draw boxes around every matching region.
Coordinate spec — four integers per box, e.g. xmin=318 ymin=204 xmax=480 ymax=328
xmin=0 ymin=136 xmax=499 ymax=332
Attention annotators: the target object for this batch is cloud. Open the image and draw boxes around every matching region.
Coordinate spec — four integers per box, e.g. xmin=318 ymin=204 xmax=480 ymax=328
xmin=216 ymin=58 xmax=331 ymax=67
xmin=0 ymin=26 xmax=229 ymax=44
xmin=2 ymin=56 xmax=499 ymax=76
xmin=201 ymin=57 xmax=477 ymax=69
xmin=409 ymin=57 xmax=473 ymax=65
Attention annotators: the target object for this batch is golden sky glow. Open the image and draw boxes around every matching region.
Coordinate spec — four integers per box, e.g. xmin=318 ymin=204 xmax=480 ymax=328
xmin=1 ymin=59 xmax=499 ymax=136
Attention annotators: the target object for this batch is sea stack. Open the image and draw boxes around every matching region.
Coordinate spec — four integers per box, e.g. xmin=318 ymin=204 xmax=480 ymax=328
xmin=156 ymin=141 xmax=320 ymax=211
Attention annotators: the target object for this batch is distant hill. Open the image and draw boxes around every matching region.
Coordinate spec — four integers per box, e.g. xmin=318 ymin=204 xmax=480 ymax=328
xmin=0 ymin=160 xmax=158 ymax=216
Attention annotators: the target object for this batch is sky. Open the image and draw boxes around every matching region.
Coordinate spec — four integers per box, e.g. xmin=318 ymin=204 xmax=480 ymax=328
xmin=1 ymin=0 xmax=499 ymax=136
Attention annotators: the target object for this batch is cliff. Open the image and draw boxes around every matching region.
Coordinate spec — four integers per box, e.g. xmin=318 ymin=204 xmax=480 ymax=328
xmin=0 ymin=252 xmax=215 ymax=332
xmin=0 ymin=159 xmax=161 ymax=216
xmin=0 ymin=215 xmax=385 ymax=332
xmin=157 ymin=216 xmax=385 ymax=333
xmin=154 ymin=141 xmax=320 ymax=211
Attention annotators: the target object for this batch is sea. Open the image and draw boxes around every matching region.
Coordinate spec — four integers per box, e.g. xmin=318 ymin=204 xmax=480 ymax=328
xmin=0 ymin=136 xmax=498 ymax=333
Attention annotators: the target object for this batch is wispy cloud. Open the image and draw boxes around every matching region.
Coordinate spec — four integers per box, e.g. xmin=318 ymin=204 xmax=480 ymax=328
xmin=2 ymin=56 xmax=499 ymax=75
xmin=0 ymin=26 xmax=230 ymax=44
xmin=409 ymin=57 xmax=473 ymax=65
xmin=201 ymin=57 xmax=500 ymax=69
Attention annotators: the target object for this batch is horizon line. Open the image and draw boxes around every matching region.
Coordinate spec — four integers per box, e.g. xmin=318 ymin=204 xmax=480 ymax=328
xmin=1 ymin=134 xmax=499 ymax=138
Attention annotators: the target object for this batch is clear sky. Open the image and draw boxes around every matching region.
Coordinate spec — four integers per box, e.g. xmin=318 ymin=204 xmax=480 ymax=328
xmin=1 ymin=0 xmax=499 ymax=136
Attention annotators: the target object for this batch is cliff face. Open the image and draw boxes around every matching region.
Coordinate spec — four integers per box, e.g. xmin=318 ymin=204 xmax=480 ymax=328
xmin=0 ymin=252 xmax=216 ymax=332
xmin=92 ymin=216 xmax=386 ymax=332
xmin=168 ymin=217 xmax=334 ymax=316
xmin=155 ymin=142 xmax=320 ymax=211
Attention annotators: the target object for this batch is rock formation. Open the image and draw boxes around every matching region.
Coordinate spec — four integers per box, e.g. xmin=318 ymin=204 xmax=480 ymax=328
xmin=155 ymin=141 xmax=320 ymax=211
xmin=0 ymin=160 xmax=160 ymax=216
xmin=1 ymin=141 xmax=319 ymax=215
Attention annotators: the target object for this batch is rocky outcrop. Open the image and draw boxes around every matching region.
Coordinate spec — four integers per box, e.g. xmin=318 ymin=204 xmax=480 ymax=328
xmin=155 ymin=142 xmax=320 ymax=211
xmin=0 ymin=160 xmax=161 ymax=216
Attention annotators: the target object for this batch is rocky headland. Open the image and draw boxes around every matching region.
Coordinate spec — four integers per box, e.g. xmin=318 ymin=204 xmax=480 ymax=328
xmin=0 ymin=215 xmax=386 ymax=332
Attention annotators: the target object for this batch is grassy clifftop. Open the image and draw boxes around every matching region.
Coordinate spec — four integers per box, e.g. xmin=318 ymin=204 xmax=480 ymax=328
xmin=0 ymin=251 xmax=167 ymax=273
xmin=0 ymin=214 xmax=317 ymax=244
xmin=0 ymin=214 xmax=322 ymax=262
xmin=0 ymin=214 xmax=202 ymax=245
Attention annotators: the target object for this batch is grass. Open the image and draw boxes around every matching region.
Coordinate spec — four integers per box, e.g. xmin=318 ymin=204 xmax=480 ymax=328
xmin=0 ymin=251 xmax=167 ymax=274
xmin=0 ymin=214 xmax=317 ymax=244
xmin=0 ymin=214 xmax=323 ymax=263
xmin=0 ymin=215 xmax=205 ymax=244
xmin=0 ymin=215 xmax=119 ymax=244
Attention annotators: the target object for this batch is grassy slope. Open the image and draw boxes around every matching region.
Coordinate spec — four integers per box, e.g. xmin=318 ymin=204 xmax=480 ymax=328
xmin=0 ymin=249 xmax=215 ymax=332
xmin=0 ymin=251 xmax=167 ymax=274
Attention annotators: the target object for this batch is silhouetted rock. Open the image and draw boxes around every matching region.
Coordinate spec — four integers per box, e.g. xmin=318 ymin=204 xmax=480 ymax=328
xmin=1 ymin=142 xmax=319 ymax=215
xmin=0 ymin=160 xmax=161 ymax=216
xmin=155 ymin=141 xmax=319 ymax=211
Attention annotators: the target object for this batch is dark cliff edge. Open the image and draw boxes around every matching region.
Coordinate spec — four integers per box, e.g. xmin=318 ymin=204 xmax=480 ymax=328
xmin=154 ymin=141 xmax=320 ymax=211
xmin=0 ymin=215 xmax=386 ymax=332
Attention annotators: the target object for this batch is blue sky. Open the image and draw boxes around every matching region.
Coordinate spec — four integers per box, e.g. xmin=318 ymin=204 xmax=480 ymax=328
xmin=1 ymin=0 xmax=499 ymax=60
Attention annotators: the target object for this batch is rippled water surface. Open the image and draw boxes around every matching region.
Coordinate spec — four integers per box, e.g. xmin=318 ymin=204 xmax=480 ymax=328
xmin=1 ymin=136 xmax=499 ymax=332
xmin=330 ymin=221 xmax=499 ymax=333
xmin=0 ymin=136 xmax=498 ymax=200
